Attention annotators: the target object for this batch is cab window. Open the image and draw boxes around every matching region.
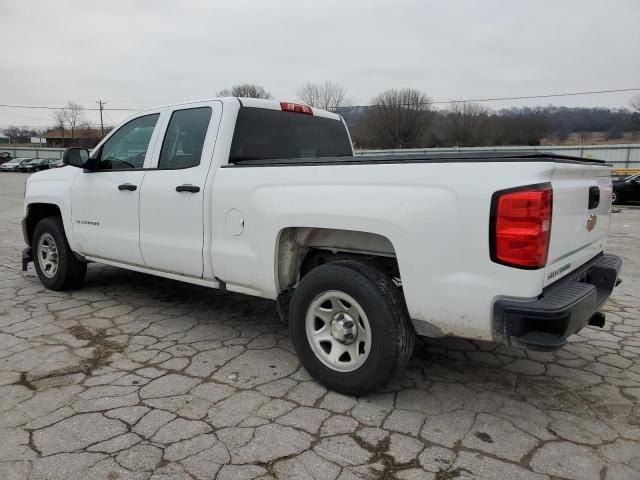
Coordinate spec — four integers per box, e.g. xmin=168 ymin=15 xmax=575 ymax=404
xmin=97 ymin=114 xmax=159 ymax=170
xmin=158 ymin=107 xmax=212 ymax=169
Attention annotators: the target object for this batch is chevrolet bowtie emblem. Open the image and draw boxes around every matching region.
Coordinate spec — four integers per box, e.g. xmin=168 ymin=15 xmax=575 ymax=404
xmin=586 ymin=213 xmax=597 ymax=232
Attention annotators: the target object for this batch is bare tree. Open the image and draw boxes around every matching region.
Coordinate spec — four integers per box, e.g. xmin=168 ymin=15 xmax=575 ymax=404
xmin=2 ymin=126 xmax=18 ymax=139
xmin=2 ymin=126 xmax=36 ymax=144
xmin=217 ymin=84 xmax=272 ymax=99
xmin=631 ymin=95 xmax=640 ymax=130
xmin=2 ymin=126 xmax=22 ymax=143
xmin=63 ymin=102 xmax=85 ymax=145
xmin=297 ymin=81 xmax=349 ymax=110
xmin=360 ymin=88 xmax=432 ymax=148
xmin=444 ymin=102 xmax=490 ymax=147
xmin=52 ymin=109 xmax=67 ymax=143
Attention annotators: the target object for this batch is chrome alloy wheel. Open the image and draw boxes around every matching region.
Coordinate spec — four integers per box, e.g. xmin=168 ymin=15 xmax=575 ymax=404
xmin=37 ymin=233 xmax=59 ymax=279
xmin=305 ymin=290 xmax=372 ymax=372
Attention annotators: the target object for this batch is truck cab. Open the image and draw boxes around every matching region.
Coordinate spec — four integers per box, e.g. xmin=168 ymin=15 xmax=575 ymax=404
xmin=24 ymin=98 xmax=352 ymax=278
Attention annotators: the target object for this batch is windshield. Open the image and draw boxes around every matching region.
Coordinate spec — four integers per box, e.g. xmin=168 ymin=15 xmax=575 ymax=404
xmin=229 ymin=107 xmax=353 ymax=163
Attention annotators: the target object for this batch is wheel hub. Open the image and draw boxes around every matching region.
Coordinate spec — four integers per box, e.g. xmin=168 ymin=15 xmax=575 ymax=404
xmin=330 ymin=312 xmax=358 ymax=344
xmin=305 ymin=290 xmax=372 ymax=373
xmin=37 ymin=233 xmax=59 ymax=279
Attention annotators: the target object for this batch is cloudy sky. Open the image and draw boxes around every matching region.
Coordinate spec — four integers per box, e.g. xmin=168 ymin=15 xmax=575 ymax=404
xmin=1 ymin=0 xmax=639 ymax=129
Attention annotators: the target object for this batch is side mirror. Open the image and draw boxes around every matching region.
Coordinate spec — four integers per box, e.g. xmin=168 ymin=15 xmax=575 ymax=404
xmin=62 ymin=148 xmax=90 ymax=168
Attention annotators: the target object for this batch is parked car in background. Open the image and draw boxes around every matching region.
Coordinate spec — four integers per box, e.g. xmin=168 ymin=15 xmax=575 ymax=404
xmin=50 ymin=159 xmax=64 ymax=168
xmin=19 ymin=158 xmax=58 ymax=173
xmin=0 ymin=152 xmax=12 ymax=165
xmin=612 ymin=173 xmax=640 ymax=204
xmin=0 ymin=158 xmax=33 ymax=172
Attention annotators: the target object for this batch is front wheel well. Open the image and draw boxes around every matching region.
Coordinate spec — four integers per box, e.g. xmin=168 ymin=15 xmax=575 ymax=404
xmin=25 ymin=203 xmax=62 ymax=245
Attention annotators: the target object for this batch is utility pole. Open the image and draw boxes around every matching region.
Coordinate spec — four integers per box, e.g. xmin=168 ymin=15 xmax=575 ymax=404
xmin=96 ymin=100 xmax=105 ymax=136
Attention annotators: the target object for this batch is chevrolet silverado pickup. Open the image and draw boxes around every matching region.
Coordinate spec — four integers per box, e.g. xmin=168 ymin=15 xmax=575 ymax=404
xmin=21 ymin=97 xmax=621 ymax=395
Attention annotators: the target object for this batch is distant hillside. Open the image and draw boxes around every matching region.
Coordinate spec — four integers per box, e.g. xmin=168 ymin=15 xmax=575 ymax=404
xmin=340 ymin=105 xmax=640 ymax=149
xmin=541 ymin=131 xmax=640 ymax=146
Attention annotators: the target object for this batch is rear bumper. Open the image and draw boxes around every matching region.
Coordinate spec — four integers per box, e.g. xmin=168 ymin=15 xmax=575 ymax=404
xmin=494 ymin=253 xmax=622 ymax=351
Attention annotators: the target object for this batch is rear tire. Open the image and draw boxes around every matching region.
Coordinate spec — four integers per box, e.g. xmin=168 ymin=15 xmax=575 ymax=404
xmin=32 ymin=216 xmax=86 ymax=290
xmin=289 ymin=260 xmax=414 ymax=395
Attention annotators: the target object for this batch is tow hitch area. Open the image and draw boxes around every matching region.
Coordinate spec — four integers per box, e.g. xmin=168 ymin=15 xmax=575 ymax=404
xmin=494 ymin=254 xmax=622 ymax=351
xmin=588 ymin=311 xmax=606 ymax=328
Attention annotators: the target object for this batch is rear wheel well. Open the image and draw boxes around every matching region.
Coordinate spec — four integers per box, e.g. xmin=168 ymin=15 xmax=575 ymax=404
xmin=25 ymin=203 xmax=62 ymax=245
xmin=276 ymin=227 xmax=400 ymax=292
xmin=299 ymin=249 xmax=399 ymax=280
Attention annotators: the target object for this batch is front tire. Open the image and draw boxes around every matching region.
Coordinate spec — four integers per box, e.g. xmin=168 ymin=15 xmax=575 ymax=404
xmin=32 ymin=217 xmax=86 ymax=290
xmin=289 ymin=260 xmax=415 ymax=395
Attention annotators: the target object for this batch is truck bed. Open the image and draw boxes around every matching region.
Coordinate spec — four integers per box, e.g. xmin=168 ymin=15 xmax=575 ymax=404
xmin=226 ymin=151 xmax=608 ymax=167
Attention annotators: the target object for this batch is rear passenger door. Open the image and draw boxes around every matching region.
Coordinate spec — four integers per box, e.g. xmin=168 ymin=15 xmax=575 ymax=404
xmin=139 ymin=102 xmax=222 ymax=277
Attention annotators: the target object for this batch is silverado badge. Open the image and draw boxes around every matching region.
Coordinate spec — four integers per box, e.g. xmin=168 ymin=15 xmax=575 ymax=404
xmin=586 ymin=213 xmax=597 ymax=232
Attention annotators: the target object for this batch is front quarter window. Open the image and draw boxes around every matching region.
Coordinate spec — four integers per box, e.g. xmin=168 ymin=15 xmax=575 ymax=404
xmin=96 ymin=114 xmax=159 ymax=170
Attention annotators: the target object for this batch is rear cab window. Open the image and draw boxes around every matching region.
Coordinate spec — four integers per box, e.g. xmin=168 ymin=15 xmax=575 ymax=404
xmin=229 ymin=107 xmax=353 ymax=163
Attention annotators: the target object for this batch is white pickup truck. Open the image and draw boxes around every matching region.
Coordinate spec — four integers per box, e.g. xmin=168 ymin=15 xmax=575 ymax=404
xmin=22 ymin=97 xmax=621 ymax=394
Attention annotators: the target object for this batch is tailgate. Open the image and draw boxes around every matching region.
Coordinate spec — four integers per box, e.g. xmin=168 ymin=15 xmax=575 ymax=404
xmin=544 ymin=163 xmax=613 ymax=287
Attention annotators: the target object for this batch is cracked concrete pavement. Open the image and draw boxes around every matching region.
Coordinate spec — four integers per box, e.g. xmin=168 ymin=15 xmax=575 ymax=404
xmin=0 ymin=173 xmax=639 ymax=480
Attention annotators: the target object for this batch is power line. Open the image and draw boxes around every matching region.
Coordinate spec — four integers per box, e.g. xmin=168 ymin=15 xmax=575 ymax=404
xmin=0 ymin=87 xmax=638 ymax=113
xmin=359 ymin=88 xmax=640 ymax=109
xmin=427 ymin=87 xmax=640 ymax=105
xmin=0 ymin=103 xmax=137 ymax=111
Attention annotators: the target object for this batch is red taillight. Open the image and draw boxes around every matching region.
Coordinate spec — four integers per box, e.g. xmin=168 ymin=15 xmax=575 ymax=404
xmin=490 ymin=184 xmax=552 ymax=269
xmin=280 ymin=102 xmax=313 ymax=115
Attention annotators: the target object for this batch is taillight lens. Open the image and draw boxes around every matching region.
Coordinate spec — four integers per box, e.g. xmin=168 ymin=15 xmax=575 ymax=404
xmin=280 ymin=102 xmax=313 ymax=115
xmin=490 ymin=184 xmax=552 ymax=269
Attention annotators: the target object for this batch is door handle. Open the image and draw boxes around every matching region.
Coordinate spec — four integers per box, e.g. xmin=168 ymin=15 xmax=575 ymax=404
xmin=118 ymin=183 xmax=137 ymax=191
xmin=176 ymin=185 xmax=200 ymax=193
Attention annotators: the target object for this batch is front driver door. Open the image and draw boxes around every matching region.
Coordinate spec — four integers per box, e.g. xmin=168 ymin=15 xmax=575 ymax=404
xmin=71 ymin=112 xmax=162 ymax=265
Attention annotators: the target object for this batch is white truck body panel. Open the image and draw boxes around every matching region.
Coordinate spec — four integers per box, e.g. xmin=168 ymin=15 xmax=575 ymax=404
xmin=543 ymin=164 xmax=613 ymax=287
xmin=23 ymin=97 xmax=616 ymax=345
xmin=211 ymin=160 xmax=610 ymax=340
xmin=23 ymin=165 xmax=78 ymax=250
xmin=72 ymin=170 xmax=147 ymax=265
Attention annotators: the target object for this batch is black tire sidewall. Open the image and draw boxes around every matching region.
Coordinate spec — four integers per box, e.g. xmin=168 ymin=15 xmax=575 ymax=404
xmin=289 ymin=262 xmax=410 ymax=395
xmin=32 ymin=217 xmax=77 ymax=290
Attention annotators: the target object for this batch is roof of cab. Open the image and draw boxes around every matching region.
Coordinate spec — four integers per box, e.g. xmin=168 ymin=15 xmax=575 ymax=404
xmin=236 ymin=97 xmax=342 ymax=121
xmin=141 ymin=97 xmax=342 ymax=122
